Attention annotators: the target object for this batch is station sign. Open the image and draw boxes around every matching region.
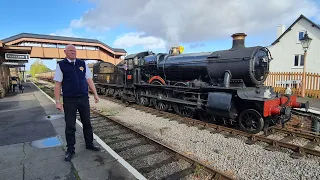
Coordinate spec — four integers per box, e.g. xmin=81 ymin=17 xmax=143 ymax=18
xmin=276 ymin=80 xmax=301 ymax=85
xmin=5 ymin=53 xmax=30 ymax=61
xmin=2 ymin=62 xmax=26 ymax=67
xmin=2 ymin=62 xmax=26 ymax=65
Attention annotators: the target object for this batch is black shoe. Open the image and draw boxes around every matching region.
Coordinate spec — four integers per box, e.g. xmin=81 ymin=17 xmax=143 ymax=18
xmin=64 ymin=151 xmax=75 ymax=161
xmin=86 ymin=145 xmax=100 ymax=151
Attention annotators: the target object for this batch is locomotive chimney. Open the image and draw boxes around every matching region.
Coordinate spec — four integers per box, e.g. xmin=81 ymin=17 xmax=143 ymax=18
xmin=231 ymin=33 xmax=247 ymax=49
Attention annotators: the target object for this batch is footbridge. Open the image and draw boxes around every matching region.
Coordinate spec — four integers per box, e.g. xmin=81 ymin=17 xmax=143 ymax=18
xmin=1 ymin=33 xmax=127 ymax=65
xmin=0 ymin=33 xmax=127 ymax=97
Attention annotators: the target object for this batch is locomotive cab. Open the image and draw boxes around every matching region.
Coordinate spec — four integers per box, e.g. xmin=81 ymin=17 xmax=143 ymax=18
xmin=122 ymin=51 xmax=155 ymax=86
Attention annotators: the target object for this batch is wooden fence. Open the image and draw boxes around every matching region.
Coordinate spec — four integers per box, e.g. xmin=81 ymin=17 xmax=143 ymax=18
xmin=265 ymin=72 xmax=320 ymax=99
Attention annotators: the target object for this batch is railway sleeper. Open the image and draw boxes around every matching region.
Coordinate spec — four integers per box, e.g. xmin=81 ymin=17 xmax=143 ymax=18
xmin=303 ymin=141 xmax=320 ymax=149
xmin=159 ymin=165 xmax=196 ymax=180
xmin=112 ymin=141 xmax=149 ymax=153
xmin=264 ymin=140 xmax=280 ymax=152
xmin=290 ymin=147 xmax=306 ymax=159
xmin=245 ymin=135 xmax=257 ymax=145
xmin=98 ymin=131 xmax=133 ymax=140
xmin=279 ymin=134 xmax=295 ymax=143
xmin=125 ymin=149 xmax=164 ymax=162
xmin=137 ymin=157 xmax=180 ymax=174
xmin=105 ymin=136 xmax=142 ymax=145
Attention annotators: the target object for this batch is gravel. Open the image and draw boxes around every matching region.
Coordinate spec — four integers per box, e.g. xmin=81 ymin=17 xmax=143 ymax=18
xmin=288 ymin=137 xmax=310 ymax=147
xmin=117 ymin=144 xmax=158 ymax=160
xmin=89 ymin=95 xmax=320 ymax=180
xmin=146 ymin=159 xmax=191 ymax=180
xmin=265 ymin=132 xmax=287 ymax=140
xmin=130 ymin=150 xmax=173 ymax=170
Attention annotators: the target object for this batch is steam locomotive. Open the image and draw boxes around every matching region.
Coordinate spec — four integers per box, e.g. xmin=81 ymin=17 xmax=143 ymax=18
xmin=93 ymin=33 xmax=309 ymax=134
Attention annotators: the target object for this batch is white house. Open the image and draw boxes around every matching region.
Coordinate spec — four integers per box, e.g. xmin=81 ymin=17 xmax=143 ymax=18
xmin=268 ymin=14 xmax=320 ymax=73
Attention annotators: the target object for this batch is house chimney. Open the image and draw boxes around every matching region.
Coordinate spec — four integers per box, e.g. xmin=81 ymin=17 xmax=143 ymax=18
xmin=231 ymin=33 xmax=247 ymax=49
xmin=277 ymin=25 xmax=285 ymax=38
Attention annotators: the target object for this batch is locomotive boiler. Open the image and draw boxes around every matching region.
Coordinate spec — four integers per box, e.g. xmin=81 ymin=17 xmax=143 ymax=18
xmin=151 ymin=33 xmax=271 ymax=88
xmin=91 ymin=32 xmax=309 ymax=134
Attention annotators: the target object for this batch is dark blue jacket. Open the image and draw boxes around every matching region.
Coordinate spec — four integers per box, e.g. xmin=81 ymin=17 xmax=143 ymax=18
xmin=58 ymin=59 xmax=88 ymax=97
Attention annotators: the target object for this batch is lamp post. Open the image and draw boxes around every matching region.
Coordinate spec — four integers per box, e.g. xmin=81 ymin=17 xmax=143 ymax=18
xmin=300 ymin=32 xmax=312 ymax=97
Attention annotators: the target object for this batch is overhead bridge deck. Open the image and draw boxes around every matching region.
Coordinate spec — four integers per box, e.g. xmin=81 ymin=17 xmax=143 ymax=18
xmin=1 ymin=33 xmax=127 ymax=65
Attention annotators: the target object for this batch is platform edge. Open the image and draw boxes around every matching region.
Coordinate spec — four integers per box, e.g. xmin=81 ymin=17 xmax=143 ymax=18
xmin=32 ymin=81 xmax=147 ymax=180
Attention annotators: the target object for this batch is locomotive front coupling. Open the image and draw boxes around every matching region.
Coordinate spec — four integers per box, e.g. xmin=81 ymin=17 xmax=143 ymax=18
xmin=269 ymin=94 xmax=310 ymax=124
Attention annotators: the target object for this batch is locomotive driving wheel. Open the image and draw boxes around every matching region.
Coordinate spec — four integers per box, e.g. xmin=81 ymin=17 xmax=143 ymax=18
xmin=151 ymin=80 xmax=170 ymax=111
xmin=136 ymin=89 xmax=150 ymax=106
xmin=154 ymin=91 xmax=170 ymax=111
xmin=171 ymin=82 xmax=196 ymax=118
xmin=239 ymin=109 xmax=264 ymax=134
xmin=198 ymin=110 xmax=216 ymax=123
xmin=172 ymin=104 xmax=196 ymax=118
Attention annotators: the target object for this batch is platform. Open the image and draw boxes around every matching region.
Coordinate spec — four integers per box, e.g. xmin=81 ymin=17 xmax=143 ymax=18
xmin=297 ymin=97 xmax=320 ymax=111
xmin=0 ymin=82 xmax=145 ymax=180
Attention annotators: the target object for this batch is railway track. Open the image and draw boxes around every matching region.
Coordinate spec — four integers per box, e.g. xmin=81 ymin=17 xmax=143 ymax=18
xmin=100 ymin=95 xmax=320 ymax=158
xmin=87 ymin=110 xmax=234 ymax=180
xmin=33 ymin=80 xmax=235 ymax=180
xmin=34 ymin=80 xmax=320 ymax=159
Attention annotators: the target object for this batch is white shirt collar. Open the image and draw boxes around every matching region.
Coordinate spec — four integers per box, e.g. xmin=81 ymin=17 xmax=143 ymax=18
xmin=66 ymin=58 xmax=76 ymax=63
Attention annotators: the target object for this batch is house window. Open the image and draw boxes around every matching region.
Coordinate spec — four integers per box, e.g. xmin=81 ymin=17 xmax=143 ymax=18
xmin=293 ymin=55 xmax=304 ymax=67
xmin=298 ymin=31 xmax=305 ymax=41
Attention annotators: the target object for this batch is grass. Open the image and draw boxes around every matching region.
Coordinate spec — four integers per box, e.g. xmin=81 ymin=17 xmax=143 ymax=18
xmin=193 ymin=163 xmax=204 ymax=177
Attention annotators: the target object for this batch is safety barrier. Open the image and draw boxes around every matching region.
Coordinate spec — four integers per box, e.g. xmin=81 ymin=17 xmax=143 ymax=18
xmin=265 ymin=72 xmax=320 ymax=99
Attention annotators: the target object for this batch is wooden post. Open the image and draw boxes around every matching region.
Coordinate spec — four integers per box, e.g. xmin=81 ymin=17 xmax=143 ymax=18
xmin=301 ymin=51 xmax=307 ymax=97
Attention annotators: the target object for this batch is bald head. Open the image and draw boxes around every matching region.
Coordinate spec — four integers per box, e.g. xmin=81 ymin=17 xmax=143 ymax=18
xmin=64 ymin=44 xmax=77 ymax=60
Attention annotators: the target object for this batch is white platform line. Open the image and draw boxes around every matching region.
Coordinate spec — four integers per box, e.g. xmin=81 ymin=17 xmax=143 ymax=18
xmin=295 ymin=108 xmax=320 ymax=115
xmin=32 ymin=81 xmax=147 ymax=180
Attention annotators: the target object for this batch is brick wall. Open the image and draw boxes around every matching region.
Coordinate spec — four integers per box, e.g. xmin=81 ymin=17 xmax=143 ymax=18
xmin=0 ymin=65 xmax=10 ymax=98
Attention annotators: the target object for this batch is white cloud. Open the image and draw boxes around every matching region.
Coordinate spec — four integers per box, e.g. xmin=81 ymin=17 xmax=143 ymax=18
xmin=70 ymin=0 xmax=320 ymax=47
xmin=113 ymin=32 xmax=166 ymax=50
xmin=49 ymin=28 xmax=80 ymax=37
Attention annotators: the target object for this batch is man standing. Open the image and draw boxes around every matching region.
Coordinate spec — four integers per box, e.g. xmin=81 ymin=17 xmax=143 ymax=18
xmin=54 ymin=44 xmax=100 ymax=161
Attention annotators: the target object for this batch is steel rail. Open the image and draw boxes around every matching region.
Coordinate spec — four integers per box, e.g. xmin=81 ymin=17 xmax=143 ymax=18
xmin=91 ymin=108 xmax=236 ymax=180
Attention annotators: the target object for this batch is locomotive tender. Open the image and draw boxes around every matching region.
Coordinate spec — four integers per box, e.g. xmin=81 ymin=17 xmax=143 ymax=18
xmin=95 ymin=33 xmax=308 ymax=133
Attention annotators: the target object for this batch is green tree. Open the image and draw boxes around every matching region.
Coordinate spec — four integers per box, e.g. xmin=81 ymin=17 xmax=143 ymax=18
xmin=29 ymin=59 xmax=51 ymax=77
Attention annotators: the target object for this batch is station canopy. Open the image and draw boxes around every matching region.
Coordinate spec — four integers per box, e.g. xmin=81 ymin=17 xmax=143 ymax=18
xmin=0 ymin=41 xmax=31 ymax=68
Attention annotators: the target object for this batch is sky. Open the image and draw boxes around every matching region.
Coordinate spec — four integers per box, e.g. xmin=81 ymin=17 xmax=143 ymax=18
xmin=0 ymin=0 xmax=320 ymax=71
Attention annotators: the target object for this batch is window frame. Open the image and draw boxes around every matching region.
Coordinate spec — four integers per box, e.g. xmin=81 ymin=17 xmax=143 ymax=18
xmin=292 ymin=54 xmax=305 ymax=68
xmin=297 ymin=30 xmax=306 ymax=43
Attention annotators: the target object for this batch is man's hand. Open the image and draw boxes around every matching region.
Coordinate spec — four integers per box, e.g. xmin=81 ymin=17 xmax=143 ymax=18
xmin=94 ymin=94 xmax=99 ymax=103
xmin=56 ymin=102 xmax=63 ymax=111
xmin=87 ymin=78 xmax=99 ymax=103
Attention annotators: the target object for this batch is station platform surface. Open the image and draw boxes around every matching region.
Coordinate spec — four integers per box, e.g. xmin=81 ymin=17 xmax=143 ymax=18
xmin=0 ymin=82 xmax=144 ymax=180
xmin=297 ymin=97 xmax=320 ymax=112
